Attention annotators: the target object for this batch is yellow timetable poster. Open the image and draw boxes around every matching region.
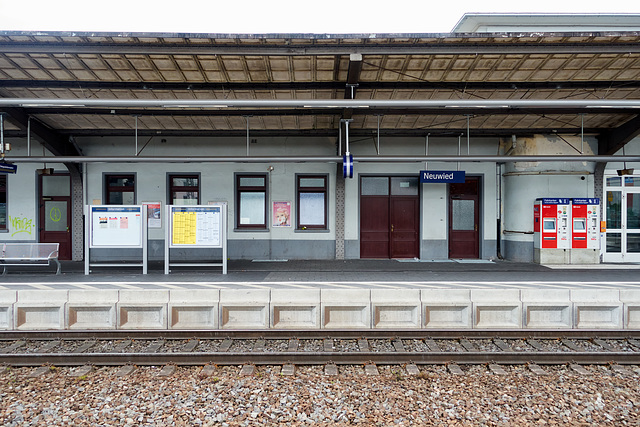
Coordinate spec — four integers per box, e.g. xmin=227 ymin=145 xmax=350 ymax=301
xmin=172 ymin=211 xmax=197 ymax=244
xmin=171 ymin=206 xmax=221 ymax=246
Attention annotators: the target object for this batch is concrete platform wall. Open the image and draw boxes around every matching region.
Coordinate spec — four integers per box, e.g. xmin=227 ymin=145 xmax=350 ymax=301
xmin=1 ymin=288 xmax=638 ymax=330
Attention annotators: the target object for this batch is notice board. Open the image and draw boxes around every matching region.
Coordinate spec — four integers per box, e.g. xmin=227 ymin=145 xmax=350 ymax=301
xmin=90 ymin=205 xmax=143 ymax=247
xmin=170 ymin=205 xmax=223 ymax=248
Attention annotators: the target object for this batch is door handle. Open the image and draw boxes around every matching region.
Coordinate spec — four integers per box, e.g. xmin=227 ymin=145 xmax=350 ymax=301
xmin=475 ymin=224 xmax=478 ymax=231
xmin=391 ymin=224 xmax=394 ymax=232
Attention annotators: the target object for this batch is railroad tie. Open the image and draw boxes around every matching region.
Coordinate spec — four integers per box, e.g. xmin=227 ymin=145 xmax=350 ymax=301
xmin=425 ymin=339 xmax=441 ymax=352
xmin=593 ymin=339 xmax=613 ymax=351
xmin=28 ymin=366 xmax=52 ymax=378
xmin=253 ymin=339 xmax=266 ymax=352
xmin=158 ymin=365 xmax=176 ymax=377
xmin=219 ymin=339 xmax=233 ymax=352
xmin=358 ymin=339 xmax=369 ymax=352
xmin=41 ymin=340 xmax=61 ymax=353
xmin=116 ymin=365 xmax=136 ymax=377
xmin=240 ymin=364 xmax=255 ymax=376
xmin=287 ymin=339 xmax=299 ymax=352
xmin=114 ymin=339 xmax=132 ymax=352
xmin=145 ymin=340 xmax=165 ymax=353
xmin=570 ymin=364 xmax=592 ymax=375
xmin=459 ymin=339 xmax=477 ymax=352
xmin=364 ymin=364 xmax=379 ymax=375
xmin=488 ymin=364 xmax=508 ymax=375
xmin=69 ymin=365 xmax=93 ymax=377
xmin=392 ymin=339 xmax=405 ymax=352
xmin=405 ymin=364 xmax=420 ymax=376
xmin=75 ymin=340 xmax=97 ymax=353
xmin=183 ymin=339 xmax=199 ymax=352
xmin=493 ymin=338 xmax=512 ymax=352
xmin=528 ymin=364 xmax=549 ymax=376
xmin=562 ymin=339 xmax=582 ymax=352
xmin=323 ymin=339 xmax=334 ymax=352
xmin=281 ymin=364 xmax=295 ymax=376
xmin=200 ymin=365 xmax=217 ymax=376
xmin=324 ymin=363 xmax=338 ymax=376
xmin=526 ymin=339 xmax=544 ymax=351
xmin=0 ymin=341 xmax=26 ymax=354
xmin=447 ymin=364 xmax=464 ymax=375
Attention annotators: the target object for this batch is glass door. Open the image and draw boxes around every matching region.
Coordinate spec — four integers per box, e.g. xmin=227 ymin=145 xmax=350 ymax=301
xmin=603 ymin=175 xmax=640 ymax=262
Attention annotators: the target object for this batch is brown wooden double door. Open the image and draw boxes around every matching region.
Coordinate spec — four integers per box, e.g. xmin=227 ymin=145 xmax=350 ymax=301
xmin=360 ymin=176 xmax=420 ymax=259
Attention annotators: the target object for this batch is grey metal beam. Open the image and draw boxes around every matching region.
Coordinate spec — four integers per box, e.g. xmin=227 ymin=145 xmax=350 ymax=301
xmin=18 ymin=106 xmax=640 ymax=117
xmin=1 ymin=107 xmax=81 ymax=174
xmin=5 ymin=155 xmax=640 ymax=163
xmin=598 ymin=114 xmax=640 ymax=155
xmin=4 ymin=127 xmax=602 ymax=138
xmin=2 ymin=40 xmax=640 ymax=55
xmin=2 ymin=98 xmax=640 ymax=109
xmin=3 ymin=79 xmax=640 ymax=92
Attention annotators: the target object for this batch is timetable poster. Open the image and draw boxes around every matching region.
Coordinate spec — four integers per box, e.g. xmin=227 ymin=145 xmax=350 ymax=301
xmin=171 ymin=206 xmax=221 ymax=247
xmin=91 ymin=206 xmax=142 ymax=247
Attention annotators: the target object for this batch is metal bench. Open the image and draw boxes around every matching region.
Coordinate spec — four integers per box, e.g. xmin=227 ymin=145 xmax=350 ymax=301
xmin=0 ymin=243 xmax=61 ymax=275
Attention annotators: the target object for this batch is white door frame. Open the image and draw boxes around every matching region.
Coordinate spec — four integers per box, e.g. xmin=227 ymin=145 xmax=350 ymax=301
xmin=602 ymin=174 xmax=640 ymax=263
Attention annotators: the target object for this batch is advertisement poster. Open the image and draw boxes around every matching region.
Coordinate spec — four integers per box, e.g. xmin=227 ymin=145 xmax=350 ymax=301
xmin=273 ymin=201 xmax=291 ymax=227
xmin=143 ymin=202 xmax=162 ymax=228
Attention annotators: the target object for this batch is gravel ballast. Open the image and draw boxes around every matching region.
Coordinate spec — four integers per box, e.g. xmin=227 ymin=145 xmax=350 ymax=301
xmin=1 ymin=365 xmax=639 ymax=425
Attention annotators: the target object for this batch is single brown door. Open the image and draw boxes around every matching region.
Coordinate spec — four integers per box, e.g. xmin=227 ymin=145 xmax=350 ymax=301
xmin=39 ymin=174 xmax=72 ymax=260
xmin=448 ymin=177 xmax=480 ymax=259
xmin=360 ymin=176 xmax=419 ymax=259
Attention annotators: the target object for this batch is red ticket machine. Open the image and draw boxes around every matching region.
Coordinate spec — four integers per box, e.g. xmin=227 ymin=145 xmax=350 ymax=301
xmin=534 ymin=198 xmax=571 ymax=263
xmin=570 ymin=198 xmax=600 ymax=264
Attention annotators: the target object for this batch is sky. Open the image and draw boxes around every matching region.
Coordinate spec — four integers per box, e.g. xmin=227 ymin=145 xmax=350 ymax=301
xmin=0 ymin=0 xmax=639 ymax=34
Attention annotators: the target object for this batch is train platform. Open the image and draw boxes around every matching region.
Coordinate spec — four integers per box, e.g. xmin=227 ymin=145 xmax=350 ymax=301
xmin=1 ymin=259 xmax=640 ymax=332
xmin=2 ymin=258 xmax=640 ymax=289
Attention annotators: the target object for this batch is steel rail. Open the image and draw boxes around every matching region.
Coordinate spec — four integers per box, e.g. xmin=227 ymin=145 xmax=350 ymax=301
xmin=1 ymin=351 xmax=638 ymax=367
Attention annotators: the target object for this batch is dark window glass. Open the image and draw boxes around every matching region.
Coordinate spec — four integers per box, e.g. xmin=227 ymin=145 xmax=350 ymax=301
xmin=105 ymin=174 xmax=135 ymax=205
xmin=169 ymin=174 xmax=199 ymax=205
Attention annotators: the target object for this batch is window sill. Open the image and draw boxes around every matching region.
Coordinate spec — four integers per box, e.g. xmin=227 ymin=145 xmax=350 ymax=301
xmin=295 ymin=228 xmax=330 ymax=233
xmin=234 ymin=228 xmax=269 ymax=232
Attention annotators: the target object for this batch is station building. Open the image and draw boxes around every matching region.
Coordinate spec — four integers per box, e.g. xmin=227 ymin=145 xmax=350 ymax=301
xmin=1 ymin=14 xmax=640 ymax=265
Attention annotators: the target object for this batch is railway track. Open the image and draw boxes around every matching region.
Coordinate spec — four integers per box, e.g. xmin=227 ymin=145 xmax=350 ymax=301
xmin=2 ymin=330 xmax=640 ymax=368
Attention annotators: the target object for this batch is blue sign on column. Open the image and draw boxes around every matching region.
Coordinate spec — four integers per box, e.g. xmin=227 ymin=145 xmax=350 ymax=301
xmin=420 ymin=170 xmax=465 ymax=183
xmin=343 ymin=153 xmax=353 ymax=178
xmin=0 ymin=162 xmax=17 ymax=174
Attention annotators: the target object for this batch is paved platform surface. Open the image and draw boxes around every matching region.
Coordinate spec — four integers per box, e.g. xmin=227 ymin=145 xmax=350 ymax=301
xmin=2 ymin=259 xmax=640 ymax=290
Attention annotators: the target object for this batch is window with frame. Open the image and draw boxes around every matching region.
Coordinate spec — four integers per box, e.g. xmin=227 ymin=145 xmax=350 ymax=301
xmin=297 ymin=175 xmax=328 ymax=229
xmin=105 ymin=174 xmax=135 ymax=205
xmin=236 ymin=174 xmax=267 ymax=229
xmin=169 ymin=174 xmax=200 ymax=205
xmin=0 ymin=175 xmax=6 ymax=231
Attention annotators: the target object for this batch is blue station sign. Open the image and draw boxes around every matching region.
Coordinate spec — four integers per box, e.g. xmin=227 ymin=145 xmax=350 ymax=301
xmin=536 ymin=198 xmax=570 ymax=205
xmin=571 ymin=198 xmax=600 ymax=205
xmin=0 ymin=162 xmax=17 ymax=174
xmin=343 ymin=153 xmax=353 ymax=179
xmin=420 ymin=170 xmax=465 ymax=184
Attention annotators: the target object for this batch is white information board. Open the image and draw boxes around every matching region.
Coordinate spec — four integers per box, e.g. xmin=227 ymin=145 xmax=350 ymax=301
xmin=90 ymin=205 xmax=143 ymax=248
xmin=169 ymin=205 xmax=223 ymax=248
